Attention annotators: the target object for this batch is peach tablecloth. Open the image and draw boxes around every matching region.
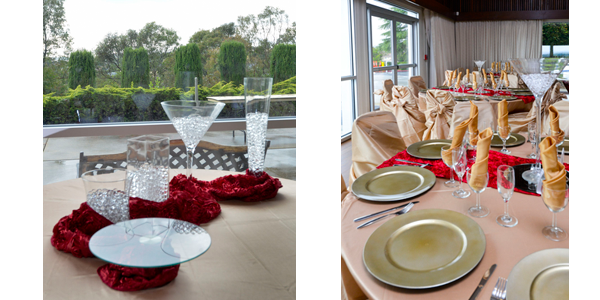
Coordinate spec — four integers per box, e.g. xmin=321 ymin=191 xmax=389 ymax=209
xmin=44 ymin=169 xmax=296 ymax=300
xmin=341 ymin=143 xmax=568 ymax=300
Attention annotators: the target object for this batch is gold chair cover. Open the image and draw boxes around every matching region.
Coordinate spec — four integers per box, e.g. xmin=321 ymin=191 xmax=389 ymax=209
xmin=349 ymin=111 xmax=407 ymax=185
xmin=449 ymin=100 xmax=496 ymax=138
xmin=408 ymin=76 xmax=426 ymax=99
xmin=380 ymin=85 xmax=427 ymax=145
xmin=422 ymin=90 xmax=455 ymax=140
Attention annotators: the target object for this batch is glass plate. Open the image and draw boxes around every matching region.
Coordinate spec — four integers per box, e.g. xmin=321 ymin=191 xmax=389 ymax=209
xmin=490 ymin=133 xmax=526 ymax=147
xmin=407 ymin=139 xmax=452 ymax=159
xmin=363 ymin=209 xmax=486 ymax=289
xmin=89 ymin=218 xmax=211 ymax=268
xmin=351 ymin=166 xmax=436 ymax=201
xmin=506 ymin=248 xmax=568 ymax=300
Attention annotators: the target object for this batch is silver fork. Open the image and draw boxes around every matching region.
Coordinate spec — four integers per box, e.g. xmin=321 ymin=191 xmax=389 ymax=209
xmin=394 ymin=159 xmax=431 ymax=167
xmin=357 ymin=202 xmax=415 ymax=229
xmin=490 ymin=277 xmax=507 ymax=300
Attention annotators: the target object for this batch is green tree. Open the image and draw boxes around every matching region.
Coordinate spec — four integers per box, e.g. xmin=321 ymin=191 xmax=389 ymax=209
xmin=218 ymin=41 xmax=246 ymax=85
xmin=137 ymin=22 xmax=180 ymax=82
xmin=542 ymin=23 xmax=569 ymax=57
xmin=372 ymin=8 xmax=409 ymax=66
xmin=174 ymin=43 xmax=203 ymax=89
xmin=68 ymin=50 xmax=96 ymax=89
xmin=122 ymin=47 xmax=150 ymax=88
xmin=43 ymin=0 xmax=72 ymax=64
xmin=270 ymin=44 xmax=296 ymax=83
xmin=94 ymin=31 xmax=139 ymax=86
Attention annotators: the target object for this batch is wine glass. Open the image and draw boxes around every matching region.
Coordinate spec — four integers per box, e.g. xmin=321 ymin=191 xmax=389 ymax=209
xmin=510 ymin=58 xmax=569 ymax=182
xmin=542 ymin=185 xmax=569 ymax=241
xmin=466 ymin=129 xmax=478 ymax=162
xmin=466 ymin=169 xmax=489 ymax=218
xmin=527 ymin=122 xmax=537 ymax=159
xmin=441 ymin=145 xmax=460 ymax=188
xmin=496 ymin=165 xmax=518 ymax=227
xmin=452 ymin=146 xmax=470 ymax=199
xmin=474 ymin=60 xmax=485 ymax=73
xmin=161 ymin=100 xmax=225 ymax=178
xmin=497 ymin=125 xmax=512 ymax=154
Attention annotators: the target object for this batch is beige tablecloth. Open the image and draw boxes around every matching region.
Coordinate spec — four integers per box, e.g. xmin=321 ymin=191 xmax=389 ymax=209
xmin=44 ymin=169 xmax=296 ymax=300
xmin=341 ymin=143 xmax=568 ymax=300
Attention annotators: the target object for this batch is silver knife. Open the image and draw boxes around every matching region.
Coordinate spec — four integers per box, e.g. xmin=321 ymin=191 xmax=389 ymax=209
xmin=353 ymin=201 xmax=419 ymax=222
xmin=395 ymin=159 xmax=431 ymax=167
xmin=357 ymin=202 xmax=414 ymax=229
xmin=468 ymin=264 xmax=496 ymax=300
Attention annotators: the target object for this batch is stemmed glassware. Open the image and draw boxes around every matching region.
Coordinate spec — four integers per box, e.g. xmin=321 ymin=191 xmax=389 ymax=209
xmin=497 ymin=125 xmax=512 ymax=154
xmin=466 ymin=130 xmax=478 ymax=162
xmin=441 ymin=145 xmax=460 ymax=188
xmin=474 ymin=60 xmax=485 ymax=73
xmin=452 ymin=146 xmax=470 ymax=199
xmin=496 ymin=165 xmax=518 ymax=227
xmin=510 ymin=58 xmax=569 ymax=183
xmin=542 ymin=185 xmax=569 ymax=241
xmin=466 ymin=169 xmax=489 ymax=217
xmin=161 ymin=100 xmax=225 ymax=178
xmin=527 ymin=122 xmax=537 ymax=159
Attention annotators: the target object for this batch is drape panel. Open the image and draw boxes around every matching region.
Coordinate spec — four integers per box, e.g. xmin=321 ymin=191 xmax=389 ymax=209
xmin=455 ymin=20 xmax=542 ymax=71
xmin=426 ymin=9 xmax=456 ymax=87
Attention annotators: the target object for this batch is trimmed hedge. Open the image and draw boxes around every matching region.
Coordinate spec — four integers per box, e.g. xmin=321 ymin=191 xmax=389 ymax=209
xmin=270 ymin=44 xmax=296 ymax=83
xmin=43 ymin=77 xmax=296 ymax=124
xmin=122 ymin=47 xmax=150 ymax=88
xmin=68 ymin=50 xmax=96 ymax=89
xmin=175 ymin=43 xmax=203 ymax=89
xmin=218 ymin=41 xmax=246 ymax=85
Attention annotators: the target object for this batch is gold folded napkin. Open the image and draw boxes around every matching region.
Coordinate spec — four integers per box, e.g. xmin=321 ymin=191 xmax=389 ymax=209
xmin=466 ymin=69 xmax=470 ymax=83
xmin=452 ymin=70 xmax=457 ymax=82
xmin=468 ymin=128 xmax=493 ymax=189
xmin=539 ymin=137 xmax=568 ymax=210
xmin=468 ymin=101 xmax=479 ymax=145
xmin=442 ymin=117 xmax=472 ymax=165
xmin=455 ymin=72 xmax=463 ymax=88
xmin=444 ymin=70 xmax=453 ymax=86
xmin=498 ymin=99 xmax=509 ymax=127
xmin=548 ymin=105 xmax=565 ymax=143
xmin=482 ymin=68 xmax=488 ymax=84
xmin=502 ymin=71 xmax=509 ymax=86
xmin=490 ymin=73 xmax=497 ymax=89
xmin=472 ymin=73 xmax=478 ymax=90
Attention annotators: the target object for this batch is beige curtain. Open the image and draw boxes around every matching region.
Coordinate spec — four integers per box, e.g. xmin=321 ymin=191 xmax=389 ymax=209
xmin=425 ymin=9 xmax=457 ymax=87
xmin=455 ymin=20 xmax=543 ymax=71
xmin=423 ymin=90 xmax=455 ymax=140
xmin=380 ymin=85 xmax=427 ymax=145
xmin=349 ymin=111 xmax=407 ymax=185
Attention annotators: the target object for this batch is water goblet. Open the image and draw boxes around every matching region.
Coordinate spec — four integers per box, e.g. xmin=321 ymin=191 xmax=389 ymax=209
xmin=542 ymin=185 xmax=569 ymax=241
xmin=466 ymin=130 xmax=478 ymax=162
xmin=466 ymin=169 xmax=489 ymax=217
xmin=497 ymin=125 xmax=512 ymax=154
xmin=452 ymin=146 xmax=470 ymax=199
xmin=441 ymin=145 xmax=460 ymax=188
xmin=496 ymin=165 xmax=518 ymax=227
xmin=527 ymin=122 xmax=537 ymax=159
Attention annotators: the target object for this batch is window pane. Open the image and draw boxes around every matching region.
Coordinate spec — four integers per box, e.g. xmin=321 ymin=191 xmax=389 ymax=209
xmin=341 ymin=0 xmax=352 ymax=76
xmin=396 ymin=22 xmax=413 ymax=65
xmin=372 ymin=70 xmax=394 ymax=110
xmin=396 ymin=67 xmax=414 ymax=87
xmin=371 ymin=16 xmax=393 ymax=68
xmin=367 ymin=0 xmax=419 ymax=18
xmin=341 ymin=80 xmax=355 ymax=136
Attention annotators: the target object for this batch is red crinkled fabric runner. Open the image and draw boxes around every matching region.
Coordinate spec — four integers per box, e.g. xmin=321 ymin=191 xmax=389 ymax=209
xmin=431 ymin=87 xmax=535 ymax=104
xmin=377 ymin=149 xmax=569 ymax=196
xmin=51 ymin=171 xmax=283 ymax=291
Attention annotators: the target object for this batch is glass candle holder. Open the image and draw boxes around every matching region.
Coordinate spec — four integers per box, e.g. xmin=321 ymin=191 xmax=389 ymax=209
xmin=245 ymin=77 xmax=273 ymax=176
xmin=83 ymin=168 xmax=129 ymax=223
xmin=126 ymin=135 xmax=170 ymax=202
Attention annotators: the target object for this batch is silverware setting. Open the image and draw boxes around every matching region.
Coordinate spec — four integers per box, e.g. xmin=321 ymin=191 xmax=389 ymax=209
xmin=353 ymin=201 xmax=420 ymax=222
xmin=394 ymin=159 xmax=431 ymax=167
xmin=468 ymin=264 xmax=496 ymax=300
xmin=490 ymin=277 xmax=507 ymax=300
xmin=357 ymin=202 xmax=415 ymax=229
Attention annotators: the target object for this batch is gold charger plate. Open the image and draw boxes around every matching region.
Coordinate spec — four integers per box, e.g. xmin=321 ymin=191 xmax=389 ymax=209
xmin=363 ymin=209 xmax=486 ymax=289
xmin=407 ymin=139 xmax=452 ymax=159
xmin=509 ymin=88 xmax=530 ymax=92
xmin=506 ymin=248 xmax=568 ymax=300
xmin=513 ymin=91 xmax=533 ymax=96
xmin=454 ymin=96 xmax=482 ymax=101
xmin=490 ymin=133 xmax=526 ymax=148
xmin=490 ymin=95 xmax=518 ymax=101
xmin=419 ymin=89 xmax=428 ymax=93
xmin=351 ymin=166 xmax=436 ymax=201
xmin=435 ymin=86 xmax=451 ymax=90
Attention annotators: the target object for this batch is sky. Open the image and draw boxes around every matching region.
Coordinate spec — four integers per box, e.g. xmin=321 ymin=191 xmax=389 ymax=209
xmin=63 ymin=0 xmax=296 ymax=52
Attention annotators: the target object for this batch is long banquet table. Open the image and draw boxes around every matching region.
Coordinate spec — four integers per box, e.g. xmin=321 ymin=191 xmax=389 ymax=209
xmin=44 ymin=169 xmax=296 ymax=300
xmin=341 ymin=142 xmax=568 ymax=299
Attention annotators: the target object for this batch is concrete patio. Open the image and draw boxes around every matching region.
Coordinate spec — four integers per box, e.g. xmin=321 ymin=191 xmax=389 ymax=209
xmin=43 ymin=128 xmax=296 ymax=185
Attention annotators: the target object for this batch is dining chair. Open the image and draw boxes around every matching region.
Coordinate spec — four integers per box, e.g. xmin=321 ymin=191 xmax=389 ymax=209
xmin=422 ymin=89 xmax=455 ymax=140
xmin=78 ymin=139 xmax=271 ymax=177
xmin=349 ymin=111 xmax=406 ymax=185
xmin=408 ymin=76 xmax=427 ymax=99
xmin=380 ymin=85 xmax=426 ymax=146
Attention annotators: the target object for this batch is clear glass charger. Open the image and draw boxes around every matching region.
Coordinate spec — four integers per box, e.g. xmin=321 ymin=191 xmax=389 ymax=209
xmin=89 ymin=218 xmax=211 ymax=268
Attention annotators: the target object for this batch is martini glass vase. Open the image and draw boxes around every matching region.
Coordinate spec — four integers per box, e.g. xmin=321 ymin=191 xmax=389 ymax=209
xmin=510 ymin=58 xmax=569 ymax=183
xmin=245 ymin=77 xmax=273 ymax=176
xmin=161 ymin=100 xmax=225 ymax=178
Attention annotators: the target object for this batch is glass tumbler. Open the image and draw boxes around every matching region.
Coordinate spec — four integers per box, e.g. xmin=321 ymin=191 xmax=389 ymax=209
xmin=82 ymin=168 xmax=129 ymax=223
xmin=126 ymin=135 xmax=170 ymax=202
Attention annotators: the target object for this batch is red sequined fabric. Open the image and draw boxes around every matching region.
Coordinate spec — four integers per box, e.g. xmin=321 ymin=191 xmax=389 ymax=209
xmin=377 ymin=149 xmax=569 ymax=196
xmin=50 ymin=171 xmax=282 ymax=291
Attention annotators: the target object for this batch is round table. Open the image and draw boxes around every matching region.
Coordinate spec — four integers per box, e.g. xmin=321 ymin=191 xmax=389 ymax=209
xmin=44 ymin=169 xmax=296 ymax=299
xmin=341 ymin=142 xmax=568 ymax=299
